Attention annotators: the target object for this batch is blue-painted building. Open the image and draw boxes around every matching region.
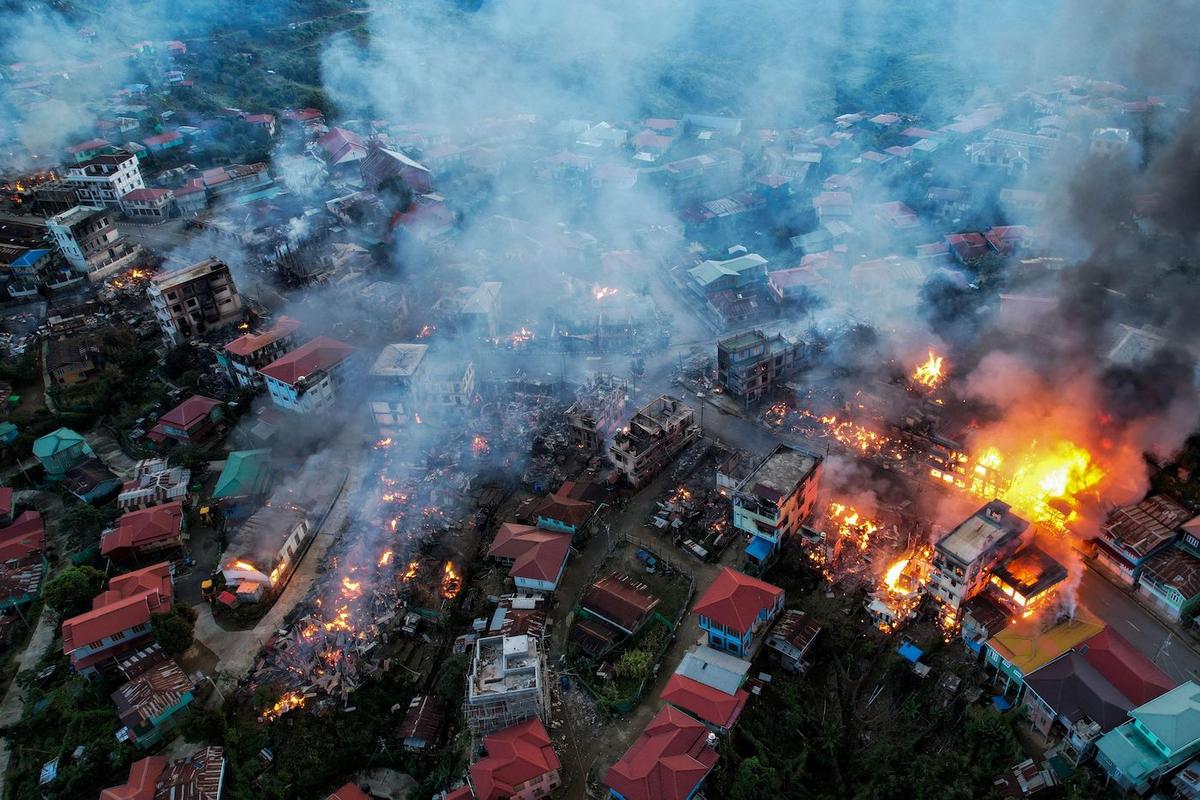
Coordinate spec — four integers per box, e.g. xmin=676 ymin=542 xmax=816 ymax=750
xmin=693 ymin=567 xmax=784 ymax=658
xmin=9 ymin=248 xmax=52 ymax=278
xmin=1097 ymin=681 xmax=1200 ymax=794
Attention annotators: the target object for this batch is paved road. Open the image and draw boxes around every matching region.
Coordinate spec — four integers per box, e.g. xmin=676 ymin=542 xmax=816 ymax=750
xmin=0 ymin=604 xmax=59 ymax=780
xmin=1077 ymin=562 xmax=1200 ymax=684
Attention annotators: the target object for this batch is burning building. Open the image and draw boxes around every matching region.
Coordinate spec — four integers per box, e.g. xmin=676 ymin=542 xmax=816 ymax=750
xmin=716 ymin=329 xmax=807 ymax=409
xmin=218 ymin=316 xmax=303 ymax=389
xmin=566 ymin=374 xmax=628 ymax=451
xmin=988 ymin=543 xmax=1068 ymax=616
xmin=731 ymin=444 xmax=822 ymax=563
xmin=609 ymin=395 xmax=700 ymax=487
xmin=928 ymin=500 xmax=1029 ymax=619
xmin=147 ymin=258 xmax=243 ymax=344
xmin=465 ymin=633 xmax=547 ymax=738
xmin=218 ymin=505 xmax=311 ymax=605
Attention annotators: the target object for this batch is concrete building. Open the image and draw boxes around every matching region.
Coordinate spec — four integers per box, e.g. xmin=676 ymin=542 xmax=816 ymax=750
xmin=716 ymin=329 xmax=806 ymax=408
xmin=47 ymin=205 xmax=140 ymax=280
xmin=693 ymin=567 xmax=784 ymax=658
xmin=466 ymin=634 xmax=547 ymax=738
xmin=731 ymin=444 xmax=822 ymax=563
xmin=609 ymin=395 xmax=700 ymax=487
xmin=60 ymin=563 xmax=173 ymax=676
xmin=469 ymin=718 xmax=561 ymax=800
xmin=147 ymin=258 xmax=242 ymax=343
xmin=261 ymin=336 xmax=357 ymax=414
xmin=566 ymin=374 xmax=627 ymax=451
xmin=1096 ymin=681 xmax=1200 ymax=794
xmin=217 ymin=316 xmax=302 ymax=389
xmin=929 ymin=500 xmax=1029 ymax=614
xmin=367 ymin=343 xmax=429 ymax=434
xmin=63 ymin=151 xmax=144 ymax=209
xmin=686 ymin=252 xmax=767 ymax=298
xmin=121 ymin=188 xmax=174 ymax=220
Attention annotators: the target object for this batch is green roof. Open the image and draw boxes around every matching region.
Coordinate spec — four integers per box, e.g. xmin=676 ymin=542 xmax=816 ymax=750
xmin=212 ymin=449 xmax=272 ymax=499
xmin=1096 ymin=720 xmax=1165 ymax=785
xmin=1131 ymin=681 xmax=1200 ymax=753
xmin=0 ymin=421 xmax=17 ymax=436
xmin=32 ymin=427 xmax=85 ymax=458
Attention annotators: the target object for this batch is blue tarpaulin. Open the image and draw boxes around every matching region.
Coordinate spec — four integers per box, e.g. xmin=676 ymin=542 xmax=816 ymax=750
xmin=898 ymin=642 xmax=924 ymax=663
xmin=745 ymin=536 xmax=773 ymax=562
xmin=992 ymin=695 xmax=1012 ymax=711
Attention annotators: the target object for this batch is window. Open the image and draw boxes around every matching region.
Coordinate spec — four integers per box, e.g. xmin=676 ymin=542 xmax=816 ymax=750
xmin=111 ymin=630 xmax=125 ymax=641
xmin=89 ymin=639 xmax=103 ymax=649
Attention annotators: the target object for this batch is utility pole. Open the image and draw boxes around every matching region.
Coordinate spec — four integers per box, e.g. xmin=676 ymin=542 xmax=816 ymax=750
xmin=1153 ymin=633 xmax=1173 ymax=665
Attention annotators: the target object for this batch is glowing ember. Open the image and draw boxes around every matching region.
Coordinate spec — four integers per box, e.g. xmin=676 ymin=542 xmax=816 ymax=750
xmin=883 ymin=558 xmax=909 ymax=592
xmin=374 ymin=437 xmax=393 ymax=449
xmin=509 ymin=327 xmax=534 ymax=346
xmin=912 ymin=351 xmax=946 ymax=389
xmin=471 ymin=435 xmax=490 ymax=456
xmin=323 ymin=606 xmax=354 ymax=632
xmin=593 ymin=285 xmax=619 ymax=301
xmin=441 ymin=561 xmax=461 ymax=599
xmin=229 ymin=560 xmax=258 ymax=573
xmin=414 ymin=413 xmax=423 ymax=425
xmin=378 ymin=551 xmax=393 ymax=567
xmin=341 ymin=577 xmax=362 ymax=598
xmin=402 ymin=560 xmax=419 ymax=582
xmin=417 ymin=324 xmax=436 ymax=338
xmin=826 ymin=502 xmax=880 ymax=550
xmin=263 ymin=690 xmax=306 ymax=721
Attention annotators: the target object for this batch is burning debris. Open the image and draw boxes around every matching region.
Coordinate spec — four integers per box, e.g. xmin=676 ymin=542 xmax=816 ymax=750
xmin=911 ymin=351 xmax=946 ymax=390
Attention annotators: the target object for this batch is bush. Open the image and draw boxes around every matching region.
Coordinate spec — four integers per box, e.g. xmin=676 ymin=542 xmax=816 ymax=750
xmin=43 ymin=565 xmax=106 ymax=615
xmin=152 ymin=607 xmax=196 ymax=655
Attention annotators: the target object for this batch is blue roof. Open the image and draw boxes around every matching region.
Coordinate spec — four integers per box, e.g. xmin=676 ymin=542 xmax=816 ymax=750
xmin=10 ymin=249 xmax=48 ymax=268
xmin=898 ymin=642 xmax=924 ymax=663
xmin=745 ymin=536 xmax=773 ymax=562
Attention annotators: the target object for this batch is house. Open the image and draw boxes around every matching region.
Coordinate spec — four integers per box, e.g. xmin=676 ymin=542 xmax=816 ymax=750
xmin=1094 ymin=496 xmax=1193 ymax=587
xmin=173 ymin=180 xmax=207 ymax=216
xmin=764 ymin=609 xmax=821 ymax=673
xmin=984 ymin=225 xmax=1035 ymax=257
xmin=66 ymin=138 xmax=115 ymax=163
xmin=660 ymin=672 xmax=748 ymax=734
xmin=399 ymin=695 xmax=446 ymax=752
xmin=731 ymin=443 xmax=822 ymax=562
xmin=1096 ymin=681 xmax=1200 ymax=794
xmin=63 ymin=458 xmax=123 ymax=504
xmin=717 ymin=330 xmax=806 ymax=408
xmin=47 ymin=205 xmax=141 ymax=280
xmin=101 ymin=501 xmax=185 ymax=563
xmin=926 ymin=186 xmax=971 ymax=220
xmin=211 ymin=449 xmax=272 ymax=518
xmin=531 ymin=484 xmax=595 ymax=536
xmin=45 ymin=336 xmax=102 ymax=387
xmin=218 ymin=316 xmax=301 ymax=388
xmin=984 ymin=613 xmax=1105 ymax=697
xmin=465 ymin=634 xmax=546 ymax=737
xmin=243 ymin=113 xmax=276 ymax=136
xmin=147 ymin=257 xmax=243 ymax=344
xmin=0 ymin=487 xmax=13 ymax=525
xmin=360 ymin=145 xmax=433 ymax=194
xmin=147 ymin=395 xmax=223 ymax=447
xmin=61 ymin=562 xmax=173 ymax=675
xmin=65 ymin=151 xmax=144 ymax=209
xmin=1091 ymin=127 xmax=1132 ymax=158
xmin=469 ymin=717 xmax=561 ymax=800
xmin=987 ymin=543 xmax=1068 ymax=615
xmin=1022 ymin=627 xmax=1175 ymax=764
xmin=367 ymin=343 xmax=429 ymax=434
xmin=693 ymin=567 xmax=784 ymax=658
xmin=812 ymin=191 xmax=853 ymax=222
xmin=32 ymin=427 xmax=95 ymax=478
xmin=603 ymin=706 xmax=719 ymax=800
xmin=116 ymin=459 xmax=190 ymax=511
xmin=318 ymin=127 xmax=369 ymax=167
xmin=945 ymin=232 xmax=991 ymax=264
xmin=121 ymin=188 xmax=174 ymax=220
xmin=261 ymin=336 xmax=357 ymax=414
xmin=609 ymin=395 xmax=699 ymax=487
xmin=142 ymin=131 xmax=184 ymax=155
xmin=0 ymin=511 xmax=47 ymax=611
xmin=686 ymin=252 xmax=768 ymax=298
xmin=929 ymin=500 xmax=1029 ymax=613
xmin=487 ymin=523 xmax=573 ymax=593
xmin=579 ymin=572 xmax=660 ymax=636
xmin=111 ymin=644 xmax=195 ymax=747
xmin=8 ymin=247 xmax=53 ymax=278
xmin=961 ymin=592 xmax=1012 ymax=653
xmin=871 ymin=201 xmax=919 ymax=232
xmin=219 ymin=504 xmax=311 ymax=601
xmin=101 ymin=746 xmax=225 ymax=800
xmin=968 ymin=140 xmax=1029 ymax=175
xmin=1137 ymin=545 xmax=1200 ymax=622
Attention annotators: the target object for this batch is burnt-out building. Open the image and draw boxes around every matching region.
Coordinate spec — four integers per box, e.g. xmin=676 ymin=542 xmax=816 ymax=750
xmin=609 ymin=395 xmax=700 ymax=487
xmin=988 ymin=543 xmax=1068 ymax=614
xmin=147 ymin=257 xmax=243 ymax=344
xmin=717 ymin=329 xmax=806 ymax=408
xmin=566 ymin=374 xmax=627 ymax=451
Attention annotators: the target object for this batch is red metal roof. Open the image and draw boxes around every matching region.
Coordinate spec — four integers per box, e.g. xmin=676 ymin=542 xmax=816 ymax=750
xmin=158 ymin=395 xmax=220 ymax=429
xmin=660 ymin=673 xmax=749 ymax=729
xmin=604 ymin=706 xmax=718 ymax=800
xmin=0 ymin=486 xmax=13 ymax=517
xmin=0 ymin=510 xmax=44 ymax=561
xmin=224 ymin=316 xmax=300 ymax=357
xmin=327 ymin=783 xmax=371 ymax=800
xmin=101 ymin=501 xmax=184 ymax=557
xmin=99 ymin=755 xmax=168 ymax=800
xmin=470 ymin=717 xmax=561 ymax=800
xmin=532 ymin=490 xmax=594 ymax=527
xmin=1079 ymin=627 xmax=1176 ymax=706
xmin=143 ymin=131 xmax=182 ymax=147
xmin=67 ymin=138 xmax=111 ymax=154
xmin=487 ymin=523 xmax=572 ymax=585
xmin=580 ymin=572 xmax=660 ymax=632
xmin=945 ymin=232 xmax=989 ymax=262
xmin=259 ymin=336 xmax=355 ymax=386
xmin=62 ymin=563 xmax=173 ymax=655
xmin=122 ymin=188 xmax=171 ymax=202
xmin=692 ymin=567 xmax=783 ymax=634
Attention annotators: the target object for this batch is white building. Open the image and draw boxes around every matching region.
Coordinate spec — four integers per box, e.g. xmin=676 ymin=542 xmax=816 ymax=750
xmin=64 ymin=151 xmax=144 ymax=209
xmin=260 ymin=336 xmax=357 ymax=414
xmin=47 ymin=205 xmax=141 ymax=280
xmin=466 ymin=634 xmax=547 ymax=737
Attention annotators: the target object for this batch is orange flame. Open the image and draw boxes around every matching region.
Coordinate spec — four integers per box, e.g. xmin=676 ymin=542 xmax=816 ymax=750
xmin=593 ymin=285 xmax=619 ymax=301
xmin=441 ymin=561 xmax=461 ymax=599
xmin=378 ymin=551 xmax=393 ymax=567
xmin=912 ymin=351 xmax=946 ymax=389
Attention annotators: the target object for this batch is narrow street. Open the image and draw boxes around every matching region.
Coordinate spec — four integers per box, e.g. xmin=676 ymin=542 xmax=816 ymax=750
xmin=0 ymin=605 xmax=58 ymax=781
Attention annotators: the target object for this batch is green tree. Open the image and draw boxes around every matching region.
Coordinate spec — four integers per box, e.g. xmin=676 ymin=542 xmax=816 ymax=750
xmin=613 ymin=649 xmax=652 ymax=681
xmin=152 ymin=608 xmax=195 ymax=655
xmin=42 ymin=565 xmax=106 ymax=614
xmin=178 ymin=705 xmax=226 ymax=743
xmin=432 ymin=653 xmax=467 ymax=702
xmin=730 ymin=756 xmax=776 ymax=800
xmin=59 ymin=503 xmax=119 ymax=547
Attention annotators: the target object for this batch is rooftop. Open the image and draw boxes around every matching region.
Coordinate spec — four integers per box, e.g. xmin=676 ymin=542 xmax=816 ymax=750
xmin=259 ymin=336 xmax=355 ymax=387
xmin=1103 ymin=495 xmax=1193 ymax=557
xmin=675 ymin=645 xmax=750 ymax=695
xmin=224 ymin=316 xmax=300 ymax=357
xmin=692 ymin=567 xmax=783 ymax=633
xmin=660 ymin=673 xmax=748 ymax=730
xmin=737 ymin=443 xmax=820 ymax=503
xmin=603 ymin=706 xmax=718 ymax=800
xmin=992 ymin=543 xmax=1068 ymax=598
xmin=150 ymin=257 xmax=230 ymax=291
xmin=488 ymin=523 xmax=572 ymax=584
xmin=469 ymin=634 xmax=541 ymax=701
xmin=369 ymin=343 xmax=429 ymax=378
xmin=937 ymin=500 xmax=1029 ymax=565
xmin=1129 ymin=681 xmax=1200 ymax=753
xmin=111 ymin=645 xmax=193 ymax=732
xmin=101 ymin=501 xmax=184 ymax=557
xmin=580 ymin=572 xmax=660 ymax=632
xmin=987 ymin=613 xmax=1105 ymax=676
xmin=687 ymin=253 xmax=767 ymax=288
xmin=470 ymin=717 xmax=560 ymax=800
xmin=62 ymin=563 xmax=173 ymax=655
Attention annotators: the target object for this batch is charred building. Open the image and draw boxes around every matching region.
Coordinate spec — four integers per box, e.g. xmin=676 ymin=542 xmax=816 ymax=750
xmin=731 ymin=444 xmax=822 ymax=563
xmin=717 ymin=329 xmax=806 ymax=409
xmin=47 ymin=205 xmax=140 ymax=281
xmin=609 ymin=395 xmax=700 ymax=487
xmin=566 ymin=374 xmax=628 ymax=451
xmin=929 ymin=500 xmax=1029 ymax=614
xmin=147 ymin=258 xmax=243 ymax=344
xmin=466 ymin=633 xmax=547 ymax=738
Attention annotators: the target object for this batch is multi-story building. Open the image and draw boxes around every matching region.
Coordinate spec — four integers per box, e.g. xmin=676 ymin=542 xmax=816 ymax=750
xmin=1094 ymin=495 xmax=1192 ymax=587
xmin=260 ymin=336 xmax=357 ymax=414
xmin=693 ymin=567 xmax=784 ymax=658
xmin=47 ymin=205 xmax=140 ymax=280
xmin=121 ymin=188 xmax=174 ymax=220
xmin=63 ymin=151 xmax=144 ymax=209
xmin=219 ymin=504 xmax=312 ymax=602
xmin=566 ymin=374 xmax=627 ymax=450
xmin=731 ymin=443 xmax=822 ymax=562
xmin=466 ymin=634 xmax=547 ymax=738
xmin=147 ymin=257 xmax=243 ymax=343
xmin=928 ymin=500 xmax=1029 ymax=614
xmin=101 ymin=747 xmax=226 ymax=800
xmin=609 ymin=395 xmax=700 ymax=487
xmin=415 ymin=359 xmax=476 ymax=412
xmin=1097 ymin=682 xmax=1200 ymax=794
xmin=716 ymin=329 xmax=805 ymax=408
xmin=468 ymin=718 xmax=561 ymax=800
xmin=218 ymin=316 xmax=302 ymax=389
xmin=60 ymin=562 xmax=174 ymax=676
xmin=367 ymin=343 xmax=429 ymax=434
